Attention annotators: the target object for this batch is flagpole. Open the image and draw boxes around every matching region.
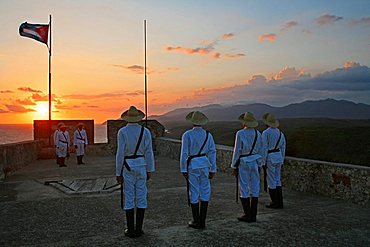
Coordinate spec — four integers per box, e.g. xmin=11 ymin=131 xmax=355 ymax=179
xmin=144 ymin=20 xmax=148 ymax=127
xmin=48 ymin=14 xmax=52 ymax=121
xmin=48 ymin=14 xmax=52 ymax=146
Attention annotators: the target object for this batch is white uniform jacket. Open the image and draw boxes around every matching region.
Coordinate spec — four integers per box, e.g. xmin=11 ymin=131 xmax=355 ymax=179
xmin=180 ymin=127 xmax=217 ymax=173
xmin=115 ymin=123 xmax=155 ymax=176
xmin=262 ymin=127 xmax=286 ymax=164
xmin=56 ymin=131 xmax=70 ymax=149
xmin=74 ymin=129 xmax=88 ymax=145
xmin=231 ymin=128 xmax=263 ymax=168
xmin=53 ymin=130 xmax=59 ymax=147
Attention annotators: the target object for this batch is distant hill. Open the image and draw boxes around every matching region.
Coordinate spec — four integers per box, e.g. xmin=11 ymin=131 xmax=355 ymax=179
xmin=152 ymin=99 xmax=370 ymax=122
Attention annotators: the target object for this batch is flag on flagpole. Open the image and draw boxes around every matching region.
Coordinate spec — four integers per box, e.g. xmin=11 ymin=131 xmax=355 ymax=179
xmin=19 ymin=22 xmax=49 ymax=45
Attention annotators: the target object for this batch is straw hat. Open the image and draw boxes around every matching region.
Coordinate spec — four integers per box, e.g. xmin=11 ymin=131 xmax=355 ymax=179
xmin=262 ymin=113 xmax=279 ymax=127
xmin=57 ymin=122 xmax=64 ymax=128
xmin=121 ymin=106 xmax=145 ymax=123
xmin=185 ymin=111 xmax=209 ymax=126
xmin=239 ymin=112 xmax=258 ymax=128
xmin=77 ymin=122 xmax=84 ymax=127
xmin=59 ymin=123 xmax=66 ymax=129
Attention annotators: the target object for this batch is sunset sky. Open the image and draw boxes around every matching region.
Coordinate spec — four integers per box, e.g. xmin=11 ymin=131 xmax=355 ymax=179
xmin=1 ymin=0 xmax=370 ymax=124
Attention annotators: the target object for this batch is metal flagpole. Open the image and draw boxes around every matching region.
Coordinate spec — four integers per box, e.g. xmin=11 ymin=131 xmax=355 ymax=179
xmin=48 ymin=14 xmax=52 ymax=146
xmin=144 ymin=20 xmax=148 ymax=127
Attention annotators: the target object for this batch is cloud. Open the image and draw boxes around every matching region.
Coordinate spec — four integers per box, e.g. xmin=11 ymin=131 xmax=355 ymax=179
xmin=18 ymin=87 xmax=42 ymax=93
xmin=31 ymin=93 xmax=59 ymax=102
xmin=16 ymin=98 xmax=36 ymax=105
xmin=316 ymin=14 xmax=343 ymax=25
xmin=258 ymin=33 xmax=277 ymax=42
xmin=224 ymin=53 xmax=246 ymax=59
xmin=349 ymin=17 xmax=370 ymax=26
xmin=165 ymin=44 xmax=215 ymax=55
xmin=5 ymin=104 xmax=35 ymax=113
xmin=63 ymin=91 xmax=147 ymax=100
xmin=281 ymin=21 xmax=298 ymax=31
xmin=0 ymin=108 xmax=9 ymax=113
xmin=87 ymin=105 xmax=99 ymax=108
xmin=0 ymin=90 xmax=14 ymax=93
xmin=222 ymin=33 xmax=235 ymax=39
xmin=159 ymin=62 xmax=370 ymax=108
xmin=302 ymin=29 xmax=312 ymax=34
xmin=273 ymin=66 xmax=307 ymax=80
xmin=213 ymin=52 xmax=221 ymax=59
xmin=112 ymin=64 xmax=179 ymax=75
xmin=343 ymin=61 xmax=361 ymax=69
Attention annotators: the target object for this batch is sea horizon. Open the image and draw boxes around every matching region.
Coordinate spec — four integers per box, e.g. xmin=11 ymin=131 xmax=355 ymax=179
xmin=0 ymin=124 xmax=107 ymax=145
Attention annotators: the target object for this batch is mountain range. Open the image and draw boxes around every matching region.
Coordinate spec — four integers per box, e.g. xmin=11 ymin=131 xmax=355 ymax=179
xmin=151 ymin=99 xmax=370 ymax=122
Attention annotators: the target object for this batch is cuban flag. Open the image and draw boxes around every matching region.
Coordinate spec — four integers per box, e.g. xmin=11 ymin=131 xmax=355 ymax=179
xmin=19 ymin=22 xmax=49 ymax=45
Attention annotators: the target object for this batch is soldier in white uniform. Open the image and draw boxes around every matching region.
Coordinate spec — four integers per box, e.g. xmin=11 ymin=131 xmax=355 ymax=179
xmin=74 ymin=123 xmax=88 ymax=165
xmin=180 ymin=111 xmax=216 ymax=229
xmin=231 ymin=112 xmax=263 ymax=223
xmin=116 ymin=106 xmax=155 ymax=238
xmin=53 ymin=122 xmax=63 ymax=165
xmin=55 ymin=123 xmax=70 ymax=167
xmin=262 ymin=113 xmax=286 ymax=209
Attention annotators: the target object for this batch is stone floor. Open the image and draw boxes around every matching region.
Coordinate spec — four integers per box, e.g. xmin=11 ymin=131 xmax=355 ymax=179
xmin=1 ymin=154 xmax=369 ymax=246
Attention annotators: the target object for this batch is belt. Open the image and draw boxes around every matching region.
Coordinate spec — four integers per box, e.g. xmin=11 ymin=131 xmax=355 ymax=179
xmin=268 ymin=149 xmax=280 ymax=154
xmin=59 ymin=140 xmax=68 ymax=144
xmin=187 ymin=153 xmax=207 ymax=167
xmin=123 ymin=155 xmax=144 ymax=172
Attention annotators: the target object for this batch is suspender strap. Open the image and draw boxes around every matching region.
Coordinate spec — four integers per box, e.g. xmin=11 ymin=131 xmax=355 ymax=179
xmin=187 ymin=130 xmax=209 ymax=166
xmin=134 ymin=126 xmax=145 ymax=156
xmin=268 ymin=130 xmax=282 ymax=153
xmin=122 ymin=126 xmax=145 ymax=173
xmin=198 ymin=131 xmax=209 ymax=156
xmin=236 ymin=129 xmax=258 ymax=167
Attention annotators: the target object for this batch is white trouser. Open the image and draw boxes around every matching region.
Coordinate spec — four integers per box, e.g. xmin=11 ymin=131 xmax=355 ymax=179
xmin=75 ymin=143 xmax=85 ymax=156
xmin=239 ymin=161 xmax=260 ymax=198
xmin=267 ymin=162 xmax=282 ymax=189
xmin=57 ymin=144 xmax=68 ymax=158
xmin=189 ymin=167 xmax=210 ymax=203
xmin=123 ymin=166 xmax=147 ymax=210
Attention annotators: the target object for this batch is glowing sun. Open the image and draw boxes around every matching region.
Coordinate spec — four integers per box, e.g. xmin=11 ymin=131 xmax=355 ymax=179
xmin=34 ymin=102 xmax=49 ymax=119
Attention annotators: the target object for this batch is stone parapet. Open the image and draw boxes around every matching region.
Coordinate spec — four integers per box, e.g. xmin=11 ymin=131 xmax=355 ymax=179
xmin=154 ymin=137 xmax=370 ymax=206
xmin=0 ymin=140 xmax=43 ymax=180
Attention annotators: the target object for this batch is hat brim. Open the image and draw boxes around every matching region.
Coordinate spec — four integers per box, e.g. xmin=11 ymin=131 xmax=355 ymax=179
xmin=262 ymin=118 xmax=279 ymax=127
xmin=238 ymin=114 xmax=258 ymax=127
xmin=185 ymin=112 xmax=209 ymax=126
xmin=121 ymin=110 xmax=145 ymax=123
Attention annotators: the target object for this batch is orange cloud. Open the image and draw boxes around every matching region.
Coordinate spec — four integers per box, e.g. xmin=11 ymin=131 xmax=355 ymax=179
xmin=0 ymin=90 xmax=14 ymax=93
xmin=5 ymin=104 xmax=35 ymax=113
xmin=213 ymin=52 xmax=221 ymax=59
xmin=18 ymin=87 xmax=42 ymax=93
xmin=273 ymin=66 xmax=306 ymax=80
xmin=0 ymin=108 xmax=9 ymax=113
xmin=165 ymin=45 xmax=214 ymax=55
xmin=258 ymin=33 xmax=277 ymax=42
xmin=316 ymin=14 xmax=343 ymax=25
xmin=343 ymin=61 xmax=361 ymax=69
xmin=349 ymin=17 xmax=370 ymax=26
xmin=31 ymin=93 xmax=59 ymax=102
xmin=113 ymin=64 xmax=178 ymax=75
xmin=224 ymin=53 xmax=245 ymax=59
xmin=16 ymin=98 xmax=36 ymax=105
xmin=222 ymin=33 xmax=235 ymax=39
xmin=281 ymin=21 xmax=298 ymax=31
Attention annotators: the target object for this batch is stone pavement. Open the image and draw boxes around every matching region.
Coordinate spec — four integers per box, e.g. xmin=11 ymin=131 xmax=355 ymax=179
xmin=0 ymin=154 xmax=369 ymax=247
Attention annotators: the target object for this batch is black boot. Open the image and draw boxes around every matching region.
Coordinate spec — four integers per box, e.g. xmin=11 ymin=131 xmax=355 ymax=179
xmin=80 ymin=155 xmax=85 ymax=164
xmin=124 ymin=209 xmax=135 ymax=238
xmin=248 ymin=197 xmax=258 ymax=223
xmin=59 ymin=157 xmax=67 ymax=167
xmin=276 ymin=186 xmax=283 ymax=209
xmin=57 ymin=157 xmax=60 ymax=166
xmin=135 ymin=208 xmax=145 ymax=237
xmin=266 ymin=188 xmax=278 ymax=208
xmin=199 ymin=201 xmax=208 ymax=229
xmin=188 ymin=203 xmax=200 ymax=229
xmin=237 ymin=197 xmax=251 ymax=222
xmin=77 ymin=156 xmax=80 ymax=165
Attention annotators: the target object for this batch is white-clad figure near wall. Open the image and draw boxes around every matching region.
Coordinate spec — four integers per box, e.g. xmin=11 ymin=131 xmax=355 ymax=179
xmin=74 ymin=123 xmax=88 ymax=165
xmin=116 ymin=106 xmax=155 ymax=238
xmin=262 ymin=113 xmax=286 ymax=209
xmin=180 ymin=111 xmax=217 ymax=229
xmin=54 ymin=122 xmax=63 ymax=166
xmin=231 ymin=112 xmax=263 ymax=223
xmin=55 ymin=123 xmax=70 ymax=167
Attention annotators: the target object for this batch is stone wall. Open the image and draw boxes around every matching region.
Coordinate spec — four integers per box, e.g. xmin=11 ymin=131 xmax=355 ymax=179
xmin=34 ymin=120 xmax=94 ymax=146
xmin=154 ymin=137 xmax=370 ymax=206
xmin=0 ymin=140 xmax=43 ymax=180
xmin=107 ymin=120 xmax=165 ymax=150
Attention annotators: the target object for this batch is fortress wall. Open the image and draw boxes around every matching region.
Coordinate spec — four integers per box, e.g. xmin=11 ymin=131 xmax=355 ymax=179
xmin=0 ymin=140 xmax=43 ymax=180
xmin=155 ymin=137 xmax=370 ymax=206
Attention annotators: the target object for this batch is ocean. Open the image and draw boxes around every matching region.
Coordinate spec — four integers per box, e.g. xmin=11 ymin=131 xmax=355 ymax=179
xmin=0 ymin=124 xmax=107 ymax=145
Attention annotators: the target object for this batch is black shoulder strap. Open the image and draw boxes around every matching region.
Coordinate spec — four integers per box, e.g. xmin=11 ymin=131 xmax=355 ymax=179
xmin=133 ymin=126 xmax=145 ymax=156
xmin=62 ymin=132 xmax=69 ymax=148
xmin=198 ymin=130 xmax=209 ymax=155
xmin=274 ymin=130 xmax=282 ymax=150
xmin=248 ymin=129 xmax=258 ymax=155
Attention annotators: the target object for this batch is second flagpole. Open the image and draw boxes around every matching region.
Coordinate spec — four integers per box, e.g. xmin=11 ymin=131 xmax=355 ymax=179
xmin=144 ymin=20 xmax=147 ymax=127
xmin=48 ymin=14 xmax=52 ymax=146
